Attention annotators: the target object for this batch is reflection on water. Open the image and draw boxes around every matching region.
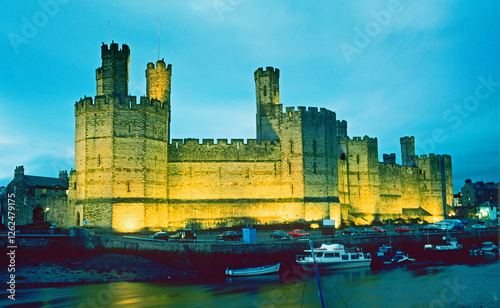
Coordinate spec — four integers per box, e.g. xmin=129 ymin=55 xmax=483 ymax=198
xmin=7 ymin=260 xmax=500 ymax=308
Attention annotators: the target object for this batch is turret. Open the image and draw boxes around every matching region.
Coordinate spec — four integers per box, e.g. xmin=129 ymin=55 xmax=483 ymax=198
xmin=400 ymin=136 xmax=416 ymax=167
xmin=336 ymin=120 xmax=347 ymax=138
xmin=96 ymin=42 xmax=130 ymax=97
xmin=254 ymin=67 xmax=280 ymax=141
xmin=146 ymin=60 xmax=172 ymax=104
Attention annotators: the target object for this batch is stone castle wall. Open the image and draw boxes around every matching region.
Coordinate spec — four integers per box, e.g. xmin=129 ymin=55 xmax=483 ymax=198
xmin=67 ymin=43 xmax=452 ymax=232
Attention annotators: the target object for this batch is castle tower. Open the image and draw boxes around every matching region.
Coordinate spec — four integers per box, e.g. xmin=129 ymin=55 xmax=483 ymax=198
xmin=96 ymin=42 xmax=130 ymax=97
xmin=336 ymin=120 xmax=347 ymax=138
xmin=146 ymin=60 xmax=172 ymax=104
xmin=400 ymin=136 xmax=416 ymax=167
xmin=71 ymin=43 xmax=171 ymax=232
xmin=383 ymin=153 xmax=396 ymax=164
xmin=254 ymin=67 xmax=281 ymax=141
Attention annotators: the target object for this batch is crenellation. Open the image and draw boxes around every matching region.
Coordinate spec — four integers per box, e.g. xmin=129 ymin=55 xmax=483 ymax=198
xmin=75 ymin=95 xmax=168 ymax=116
xmin=254 ymin=66 xmax=280 ymax=79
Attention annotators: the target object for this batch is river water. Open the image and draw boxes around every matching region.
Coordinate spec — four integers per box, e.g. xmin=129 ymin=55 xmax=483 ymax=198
xmin=6 ymin=259 xmax=499 ymax=308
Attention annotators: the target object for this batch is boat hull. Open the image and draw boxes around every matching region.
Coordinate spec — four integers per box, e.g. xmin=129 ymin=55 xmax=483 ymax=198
xmin=225 ymin=263 xmax=280 ymax=276
xmin=297 ymin=259 xmax=371 ymax=271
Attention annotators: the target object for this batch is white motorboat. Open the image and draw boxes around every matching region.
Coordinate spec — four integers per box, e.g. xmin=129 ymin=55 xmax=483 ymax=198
xmin=383 ymin=251 xmax=414 ymax=265
xmin=296 ymin=243 xmax=371 ymax=270
xmin=424 ymin=236 xmax=463 ymax=251
xmin=225 ymin=263 xmax=280 ymax=276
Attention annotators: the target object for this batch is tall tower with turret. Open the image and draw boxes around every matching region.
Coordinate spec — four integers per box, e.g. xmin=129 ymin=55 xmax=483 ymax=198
xmin=254 ymin=67 xmax=281 ymax=142
xmin=70 ymin=43 xmax=171 ymax=232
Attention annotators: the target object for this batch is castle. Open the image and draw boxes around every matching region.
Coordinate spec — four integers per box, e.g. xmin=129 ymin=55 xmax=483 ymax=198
xmin=67 ymin=43 xmax=453 ymax=232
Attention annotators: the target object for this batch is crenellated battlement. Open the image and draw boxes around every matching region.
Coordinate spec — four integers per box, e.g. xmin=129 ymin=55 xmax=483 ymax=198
xmin=146 ymin=60 xmax=172 ymax=75
xmin=351 ymin=135 xmax=378 ymax=142
xmin=254 ymin=66 xmax=280 ymax=79
xmin=400 ymin=136 xmax=415 ymax=143
xmin=415 ymin=153 xmax=451 ymax=161
xmin=168 ymin=138 xmax=281 ymax=162
xmin=74 ymin=95 xmax=169 ymax=116
xmin=101 ymin=42 xmax=130 ymax=58
xmin=282 ymin=106 xmax=336 ymax=120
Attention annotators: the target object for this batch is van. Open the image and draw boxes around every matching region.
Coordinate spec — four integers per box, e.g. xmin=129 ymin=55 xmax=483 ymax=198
xmin=441 ymin=219 xmax=465 ymax=231
xmin=168 ymin=229 xmax=197 ymax=242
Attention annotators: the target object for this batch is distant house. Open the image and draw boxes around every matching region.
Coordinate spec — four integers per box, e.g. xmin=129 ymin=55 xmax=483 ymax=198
xmin=2 ymin=166 xmax=69 ymax=227
xmin=460 ymin=179 xmax=499 ymax=220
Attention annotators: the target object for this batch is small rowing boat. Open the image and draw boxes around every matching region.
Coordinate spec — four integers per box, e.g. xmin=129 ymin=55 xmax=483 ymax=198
xmin=225 ymin=263 xmax=281 ymax=276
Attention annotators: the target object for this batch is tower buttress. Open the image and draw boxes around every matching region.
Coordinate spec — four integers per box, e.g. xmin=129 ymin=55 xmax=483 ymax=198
xmin=96 ymin=42 xmax=130 ymax=97
xmin=254 ymin=67 xmax=280 ymax=142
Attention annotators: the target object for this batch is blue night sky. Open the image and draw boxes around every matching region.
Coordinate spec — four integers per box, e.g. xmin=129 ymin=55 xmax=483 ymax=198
xmin=1 ymin=1 xmax=499 ymax=192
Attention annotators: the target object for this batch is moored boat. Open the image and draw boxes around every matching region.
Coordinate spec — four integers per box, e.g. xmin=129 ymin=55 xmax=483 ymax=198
xmin=296 ymin=243 xmax=371 ymax=270
xmin=424 ymin=236 xmax=463 ymax=252
xmin=225 ymin=263 xmax=280 ymax=276
xmin=383 ymin=251 xmax=414 ymax=265
xmin=372 ymin=244 xmax=415 ymax=266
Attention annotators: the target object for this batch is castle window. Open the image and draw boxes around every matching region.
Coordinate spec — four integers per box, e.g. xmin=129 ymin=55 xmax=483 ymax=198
xmin=263 ymin=86 xmax=267 ymax=97
xmin=313 ymin=163 xmax=317 ymax=174
xmin=74 ymin=182 xmax=77 ymax=190
xmin=340 ymin=153 xmax=346 ymax=160
xmin=176 ymin=142 xmax=179 ymax=149
xmin=313 ymin=140 xmax=317 ymax=155
xmin=288 ymin=111 xmax=292 ymax=118
xmin=98 ymin=154 xmax=101 ymax=166
xmin=356 ymin=155 xmax=359 ymax=164
xmin=127 ymin=182 xmax=130 ymax=192
xmin=288 ymin=161 xmax=292 ymax=175
xmin=290 ymin=140 xmax=294 ymax=154
xmin=128 ymin=125 xmax=131 ymax=132
xmin=291 ymin=184 xmax=294 ymax=195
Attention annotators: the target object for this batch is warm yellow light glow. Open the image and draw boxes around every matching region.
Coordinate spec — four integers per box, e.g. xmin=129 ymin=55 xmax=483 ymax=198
xmin=45 ymin=207 xmax=50 ymax=212
xmin=310 ymin=223 xmax=320 ymax=229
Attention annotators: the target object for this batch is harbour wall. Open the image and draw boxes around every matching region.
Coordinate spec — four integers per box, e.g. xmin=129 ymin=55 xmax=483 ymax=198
xmin=2 ymin=231 xmax=497 ymax=277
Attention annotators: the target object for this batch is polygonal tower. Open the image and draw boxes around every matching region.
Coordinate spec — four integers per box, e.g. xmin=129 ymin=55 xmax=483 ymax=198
xmin=70 ymin=43 xmax=171 ymax=232
xmin=400 ymin=136 xmax=416 ymax=167
xmin=254 ymin=67 xmax=280 ymax=142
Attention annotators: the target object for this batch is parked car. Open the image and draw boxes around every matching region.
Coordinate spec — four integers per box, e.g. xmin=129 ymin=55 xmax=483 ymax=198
xmin=420 ymin=222 xmax=453 ymax=232
xmin=441 ymin=219 xmax=465 ymax=231
xmin=363 ymin=228 xmax=379 ymax=234
xmin=270 ymin=230 xmax=292 ymax=240
xmin=169 ymin=229 xmax=197 ymax=242
xmin=151 ymin=231 xmax=170 ymax=240
xmin=394 ymin=226 xmax=414 ymax=233
xmin=471 ymin=222 xmax=497 ymax=230
xmin=341 ymin=227 xmax=360 ymax=236
xmin=217 ymin=231 xmax=243 ymax=241
xmin=481 ymin=242 xmax=499 ymax=255
xmin=288 ymin=229 xmax=311 ymax=238
xmin=371 ymin=227 xmax=387 ymax=233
